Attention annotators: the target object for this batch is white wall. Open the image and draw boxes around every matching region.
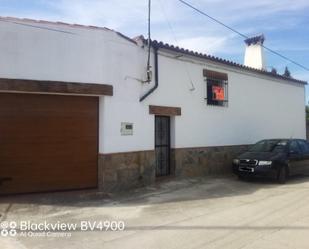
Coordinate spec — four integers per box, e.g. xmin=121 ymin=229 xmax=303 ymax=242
xmin=143 ymin=51 xmax=306 ymax=148
xmin=0 ymin=19 xmax=154 ymax=154
xmin=0 ymin=19 xmax=305 ymax=154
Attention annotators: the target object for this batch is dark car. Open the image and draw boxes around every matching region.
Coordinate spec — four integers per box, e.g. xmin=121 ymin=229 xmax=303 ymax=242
xmin=232 ymin=139 xmax=309 ymax=184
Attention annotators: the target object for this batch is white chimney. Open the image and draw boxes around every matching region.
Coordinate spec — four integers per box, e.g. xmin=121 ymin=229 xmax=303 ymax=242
xmin=244 ymin=35 xmax=266 ymax=70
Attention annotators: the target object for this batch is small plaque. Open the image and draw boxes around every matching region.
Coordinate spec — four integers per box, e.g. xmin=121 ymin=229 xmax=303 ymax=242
xmin=121 ymin=122 xmax=133 ymax=136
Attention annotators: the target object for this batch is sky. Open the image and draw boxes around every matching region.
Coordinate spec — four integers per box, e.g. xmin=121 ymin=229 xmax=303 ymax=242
xmin=1 ymin=0 xmax=309 ymax=100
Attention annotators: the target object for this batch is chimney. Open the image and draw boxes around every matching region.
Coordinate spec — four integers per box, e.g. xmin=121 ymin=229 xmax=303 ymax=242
xmin=244 ymin=34 xmax=266 ymax=70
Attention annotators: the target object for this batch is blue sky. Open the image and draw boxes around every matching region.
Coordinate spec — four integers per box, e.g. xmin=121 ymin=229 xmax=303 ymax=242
xmin=1 ymin=0 xmax=309 ymax=99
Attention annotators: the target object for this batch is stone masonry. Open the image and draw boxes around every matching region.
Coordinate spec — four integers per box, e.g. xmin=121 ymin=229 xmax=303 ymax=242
xmin=172 ymin=145 xmax=249 ymax=177
xmin=98 ymin=150 xmax=156 ymax=192
xmin=98 ymin=145 xmax=249 ymax=192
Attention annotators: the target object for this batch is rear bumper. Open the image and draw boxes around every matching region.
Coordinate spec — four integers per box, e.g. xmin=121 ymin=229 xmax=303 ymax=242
xmin=233 ymin=164 xmax=277 ymax=179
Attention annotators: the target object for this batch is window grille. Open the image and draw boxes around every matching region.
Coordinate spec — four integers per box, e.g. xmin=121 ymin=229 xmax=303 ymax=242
xmin=203 ymin=69 xmax=228 ymax=107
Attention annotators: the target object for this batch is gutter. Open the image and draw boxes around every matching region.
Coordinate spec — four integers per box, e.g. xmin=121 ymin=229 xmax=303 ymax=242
xmin=140 ymin=45 xmax=159 ymax=102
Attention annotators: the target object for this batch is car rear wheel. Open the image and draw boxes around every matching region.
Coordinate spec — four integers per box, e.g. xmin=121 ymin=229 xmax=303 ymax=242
xmin=277 ymin=166 xmax=288 ymax=184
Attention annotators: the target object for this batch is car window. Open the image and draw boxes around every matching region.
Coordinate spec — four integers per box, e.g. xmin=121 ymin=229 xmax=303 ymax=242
xmin=249 ymin=140 xmax=288 ymax=152
xmin=272 ymin=141 xmax=288 ymax=153
xmin=298 ymin=140 xmax=309 ymax=154
xmin=289 ymin=140 xmax=301 ymax=154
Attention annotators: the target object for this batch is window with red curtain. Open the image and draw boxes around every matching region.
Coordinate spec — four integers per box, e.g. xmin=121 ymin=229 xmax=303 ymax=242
xmin=204 ymin=69 xmax=228 ymax=107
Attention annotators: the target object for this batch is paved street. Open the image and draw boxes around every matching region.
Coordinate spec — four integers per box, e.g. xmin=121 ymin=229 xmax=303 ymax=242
xmin=1 ymin=175 xmax=309 ymax=249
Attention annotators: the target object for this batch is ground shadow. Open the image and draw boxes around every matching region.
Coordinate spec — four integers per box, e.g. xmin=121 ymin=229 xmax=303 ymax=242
xmin=1 ymin=173 xmax=309 ymax=211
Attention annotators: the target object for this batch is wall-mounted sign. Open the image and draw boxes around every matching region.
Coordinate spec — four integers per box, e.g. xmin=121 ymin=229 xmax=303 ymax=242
xmin=212 ymin=85 xmax=224 ymax=101
xmin=121 ymin=122 xmax=133 ymax=136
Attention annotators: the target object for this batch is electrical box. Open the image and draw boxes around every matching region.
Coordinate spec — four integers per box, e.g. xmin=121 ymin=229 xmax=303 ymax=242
xmin=121 ymin=122 xmax=133 ymax=136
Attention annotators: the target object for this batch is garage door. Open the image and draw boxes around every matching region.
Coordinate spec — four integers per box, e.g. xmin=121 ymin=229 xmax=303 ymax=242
xmin=0 ymin=93 xmax=98 ymax=194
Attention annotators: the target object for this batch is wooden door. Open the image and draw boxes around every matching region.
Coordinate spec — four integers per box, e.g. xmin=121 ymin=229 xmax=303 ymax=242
xmin=0 ymin=93 xmax=98 ymax=194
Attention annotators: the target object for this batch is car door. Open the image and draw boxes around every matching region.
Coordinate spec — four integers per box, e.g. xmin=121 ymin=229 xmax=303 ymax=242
xmin=288 ymin=140 xmax=303 ymax=176
xmin=297 ymin=140 xmax=309 ymax=176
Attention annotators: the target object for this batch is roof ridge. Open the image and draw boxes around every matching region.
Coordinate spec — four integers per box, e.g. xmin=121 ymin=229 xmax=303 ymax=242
xmin=0 ymin=16 xmax=306 ymax=84
xmin=136 ymin=37 xmax=306 ymax=85
xmin=0 ymin=16 xmax=111 ymax=31
xmin=0 ymin=16 xmax=136 ymax=44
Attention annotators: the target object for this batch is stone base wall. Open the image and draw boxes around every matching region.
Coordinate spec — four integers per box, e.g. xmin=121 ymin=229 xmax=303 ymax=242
xmin=98 ymin=144 xmax=249 ymax=192
xmin=98 ymin=150 xmax=155 ymax=192
xmin=172 ymin=145 xmax=249 ymax=177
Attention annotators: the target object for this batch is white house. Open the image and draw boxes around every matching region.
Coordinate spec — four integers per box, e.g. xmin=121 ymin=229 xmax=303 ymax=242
xmin=0 ymin=17 xmax=306 ymax=194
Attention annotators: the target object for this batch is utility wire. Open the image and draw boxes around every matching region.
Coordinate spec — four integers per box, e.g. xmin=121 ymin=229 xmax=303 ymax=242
xmin=178 ymin=0 xmax=309 ymax=72
xmin=157 ymin=0 xmax=195 ymax=90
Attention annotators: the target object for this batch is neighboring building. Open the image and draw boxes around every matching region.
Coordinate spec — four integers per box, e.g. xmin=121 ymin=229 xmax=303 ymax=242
xmin=0 ymin=17 xmax=306 ymax=194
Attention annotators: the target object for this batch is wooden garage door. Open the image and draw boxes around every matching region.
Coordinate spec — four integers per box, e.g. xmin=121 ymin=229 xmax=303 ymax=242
xmin=0 ymin=93 xmax=98 ymax=194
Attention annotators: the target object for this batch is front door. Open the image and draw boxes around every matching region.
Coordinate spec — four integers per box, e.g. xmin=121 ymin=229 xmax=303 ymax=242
xmin=155 ymin=116 xmax=171 ymax=177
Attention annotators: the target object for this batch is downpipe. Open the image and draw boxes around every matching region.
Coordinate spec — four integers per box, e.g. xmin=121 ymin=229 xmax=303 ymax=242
xmin=139 ymin=45 xmax=159 ymax=102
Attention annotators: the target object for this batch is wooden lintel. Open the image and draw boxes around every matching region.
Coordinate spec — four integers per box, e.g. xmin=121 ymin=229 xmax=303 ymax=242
xmin=0 ymin=78 xmax=113 ymax=96
xmin=149 ymin=105 xmax=181 ymax=116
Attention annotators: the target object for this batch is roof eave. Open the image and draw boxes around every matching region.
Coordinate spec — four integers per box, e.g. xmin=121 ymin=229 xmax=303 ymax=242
xmin=149 ymin=40 xmax=307 ymax=85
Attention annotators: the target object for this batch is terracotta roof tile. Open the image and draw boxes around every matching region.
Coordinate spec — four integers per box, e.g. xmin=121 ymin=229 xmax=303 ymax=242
xmin=0 ymin=16 xmax=306 ymax=85
xmin=148 ymin=39 xmax=306 ymax=85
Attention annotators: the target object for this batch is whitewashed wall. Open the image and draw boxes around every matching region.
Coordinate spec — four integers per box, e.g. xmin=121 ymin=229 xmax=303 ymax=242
xmin=144 ymin=51 xmax=306 ymax=148
xmin=0 ymin=19 xmax=154 ymax=154
xmin=0 ymin=19 xmax=305 ymax=154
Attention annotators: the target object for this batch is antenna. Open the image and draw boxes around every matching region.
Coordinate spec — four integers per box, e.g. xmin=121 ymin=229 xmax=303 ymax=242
xmin=146 ymin=0 xmax=152 ymax=82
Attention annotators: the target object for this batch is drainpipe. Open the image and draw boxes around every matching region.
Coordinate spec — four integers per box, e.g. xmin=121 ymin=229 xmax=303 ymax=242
xmin=140 ymin=45 xmax=159 ymax=102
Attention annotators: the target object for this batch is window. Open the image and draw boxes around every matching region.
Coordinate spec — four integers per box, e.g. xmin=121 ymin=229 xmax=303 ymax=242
xmin=297 ymin=140 xmax=309 ymax=154
xmin=289 ymin=140 xmax=301 ymax=154
xmin=204 ymin=69 xmax=228 ymax=107
xmin=249 ymin=139 xmax=287 ymax=153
